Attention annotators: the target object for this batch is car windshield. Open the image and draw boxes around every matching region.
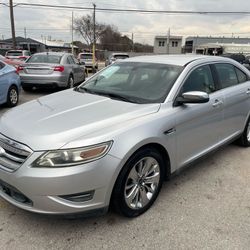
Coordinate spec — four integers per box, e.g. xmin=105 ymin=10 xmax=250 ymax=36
xmin=6 ymin=51 xmax=22 ymax=56
xmin=77 ymin=62 xmax=183 ymax=104
xmin=27 ymin=54 xmax=62 ymax=64
xmin=80 ymin=54 xmax=92 ymax=59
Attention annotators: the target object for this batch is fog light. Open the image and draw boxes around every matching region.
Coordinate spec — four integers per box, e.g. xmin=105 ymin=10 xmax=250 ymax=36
xmin=59 ymin=190 xmax=94 ymax=202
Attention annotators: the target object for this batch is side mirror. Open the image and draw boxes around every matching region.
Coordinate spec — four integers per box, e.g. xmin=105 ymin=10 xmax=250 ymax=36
xmin=176 ymin=91 xmax=209 ymax=105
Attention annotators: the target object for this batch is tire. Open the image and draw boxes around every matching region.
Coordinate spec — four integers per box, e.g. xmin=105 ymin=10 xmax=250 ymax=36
xmin=238 ymin=117 xmax=250 ymax=147
xmin=67 ymin=75 xmax=74 ymax=88
xmin=7 ymin=86 xmax=18 ymax=107
xmin=22 ymin=86 xmax=33 ymax=92
xmin=112 ymin=147 xmax=165 ymax=217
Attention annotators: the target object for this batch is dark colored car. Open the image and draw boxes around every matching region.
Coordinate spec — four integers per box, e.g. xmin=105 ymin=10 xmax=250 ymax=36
xmin=221 ymin=53 xmax=250 ymax=69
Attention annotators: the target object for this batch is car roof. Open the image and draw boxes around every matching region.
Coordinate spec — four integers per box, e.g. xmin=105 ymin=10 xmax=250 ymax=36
xmin=31 ymin=52 xmax=70 ymax=56
xmin=124 ymin=54 xmax=231 ymax=66
xmin=6 ymin=50 xmax=27 ymax=52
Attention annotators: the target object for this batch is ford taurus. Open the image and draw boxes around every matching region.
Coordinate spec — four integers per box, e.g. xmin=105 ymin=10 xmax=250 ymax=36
xmin=0 ymin=55 xmax=250 ymax=217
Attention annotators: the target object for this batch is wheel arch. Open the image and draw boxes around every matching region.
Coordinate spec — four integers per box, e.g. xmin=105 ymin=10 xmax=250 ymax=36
xmin=9 ymin=83 xmax=18 ymax=92
xmin=109 ymin=142 xmax=171 ymax=205
xmin=130 ymin=143 xmax=171 ymax=180
xmin=109 ymin=142 xmax=171 ymax=215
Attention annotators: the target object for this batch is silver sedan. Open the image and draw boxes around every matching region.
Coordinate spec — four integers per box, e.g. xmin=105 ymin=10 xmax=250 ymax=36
xmin=18 ymin=52 xmax=85 ymax=91
xmin=1 ymin=55 xmax=250 ymax=217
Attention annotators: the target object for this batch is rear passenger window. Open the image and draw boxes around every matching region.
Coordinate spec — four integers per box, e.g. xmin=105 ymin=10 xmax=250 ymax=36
xmin=215 ymin=64 xmax=238 ymax=89
xmin=67 ymin=56 xmax=75 ymax=64
xmin=235 ymin=67 xmax=247 ymax=83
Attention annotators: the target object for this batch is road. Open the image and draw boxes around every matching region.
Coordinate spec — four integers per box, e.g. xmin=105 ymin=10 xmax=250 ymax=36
xmin=0 ymin=89 xmax=249 ymax=250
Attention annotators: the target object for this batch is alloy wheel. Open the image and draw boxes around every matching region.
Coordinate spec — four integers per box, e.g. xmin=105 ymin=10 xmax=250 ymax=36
xmin=9 ymin=88 xmax=18 ymax=105
xmin=124 ymin=157 xmax=160 ymax=210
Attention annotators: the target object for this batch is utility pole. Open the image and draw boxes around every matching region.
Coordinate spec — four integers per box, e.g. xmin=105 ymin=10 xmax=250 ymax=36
xmin=92 ymin=3 xmax=96 ymax=72
xmin=71 ymin=11 xmax=74 ymax=55
xmin=132 ymin=33 xmax=134 ymax=52
xmin=167 ymin=28 xmax=170 ymax=54
xmin=24 ymin=27 xmax=30 ymax=52
xmin=9 ymin=0 xmax=16 ymax=49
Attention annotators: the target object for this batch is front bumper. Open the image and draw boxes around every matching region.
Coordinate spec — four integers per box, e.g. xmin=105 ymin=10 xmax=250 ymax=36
xmin=0 ymin=150 xmax=121 ymax=215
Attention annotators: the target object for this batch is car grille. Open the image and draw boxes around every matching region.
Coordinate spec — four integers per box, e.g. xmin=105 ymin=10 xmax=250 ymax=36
xmin=0 ymin=134 xmax=33 ymax=172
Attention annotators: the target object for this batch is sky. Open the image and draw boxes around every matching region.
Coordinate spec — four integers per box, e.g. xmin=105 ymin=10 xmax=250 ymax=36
xmin=1 ymin=0 xmax=250 ymax=45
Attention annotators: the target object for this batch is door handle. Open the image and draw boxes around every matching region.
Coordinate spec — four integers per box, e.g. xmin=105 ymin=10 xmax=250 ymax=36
xmin=212 ymin=99 xmax=223 ymax=107
xmin=246 ymin=89 xmax=250 ymax=95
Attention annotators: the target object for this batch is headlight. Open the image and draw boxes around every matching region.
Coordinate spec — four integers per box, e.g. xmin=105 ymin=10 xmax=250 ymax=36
xmin=32 ymin=141 xmax=112 ymax=168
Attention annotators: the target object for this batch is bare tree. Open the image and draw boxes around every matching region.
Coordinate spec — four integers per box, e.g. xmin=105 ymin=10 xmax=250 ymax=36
xmin=74 ymin=14 xmax=105 ymax=49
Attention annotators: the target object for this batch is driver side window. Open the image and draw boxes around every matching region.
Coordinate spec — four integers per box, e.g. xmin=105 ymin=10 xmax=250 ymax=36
xmin=182 ymin=65 xmax=215 ymax=94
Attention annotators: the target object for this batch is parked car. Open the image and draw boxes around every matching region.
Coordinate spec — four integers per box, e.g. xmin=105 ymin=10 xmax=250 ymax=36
xmin=0 ymin=60 xmax=21 ymax=107
xmin=18 ymin=52 xmax=86 ymax=91
xmin=77 ymin=52 xmax=98 ymax=72
xmin=0 ymin=55 xmax=22 ymax=68
xmin=5 ymin=50 xmax=31 ymax=61
xmin=221 ymin=53 xmax=250 ymax=70
xmin=105 ymin=53 xmax=129 ymax=66
xmin=1 ymin=55 xmax=250 ymax=217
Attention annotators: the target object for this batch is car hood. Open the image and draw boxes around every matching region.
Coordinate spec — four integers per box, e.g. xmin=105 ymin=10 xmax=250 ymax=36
xmin=0 ymin=89 xmax=160 ymax=151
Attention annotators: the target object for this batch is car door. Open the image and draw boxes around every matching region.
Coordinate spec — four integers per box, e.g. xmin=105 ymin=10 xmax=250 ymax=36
xmin=67 ymin=56 xmax=79 ymax=83
xmin=174 ymin=64 xmax=224 ymax=168
xmin=0 ymin=62 xmax=9 ymax=104
xmin=72 ymin=56 xmax=85 ymax=82
xmin=214 ymin=63 xmax=250 ymax=139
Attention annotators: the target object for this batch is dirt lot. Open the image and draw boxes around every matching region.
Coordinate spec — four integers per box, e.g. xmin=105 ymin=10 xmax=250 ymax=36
xmin=0 ymin=89 xmax=249 ymax=250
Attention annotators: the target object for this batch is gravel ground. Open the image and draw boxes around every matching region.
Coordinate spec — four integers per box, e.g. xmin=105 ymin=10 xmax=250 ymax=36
xmin=0 ymin=89 xmax=249 ymax=250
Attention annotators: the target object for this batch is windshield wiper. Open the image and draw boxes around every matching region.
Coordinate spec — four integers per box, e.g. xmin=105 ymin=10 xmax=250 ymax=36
xmin=103 ymin=92 xmax=140 ymax=103
xmin=76 ymin=87 xmax=141 ymax=103
xmin=76 ymin=87 xmax=101 ymax=95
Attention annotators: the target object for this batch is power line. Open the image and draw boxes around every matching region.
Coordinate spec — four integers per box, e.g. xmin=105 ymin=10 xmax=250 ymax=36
xmin=1 ymin=2 xmax=250 ymax=15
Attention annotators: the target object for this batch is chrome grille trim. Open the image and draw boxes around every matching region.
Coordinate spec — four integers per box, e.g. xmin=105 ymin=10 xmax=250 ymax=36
xmin=0 ymin=134 xmax=33 ymax=172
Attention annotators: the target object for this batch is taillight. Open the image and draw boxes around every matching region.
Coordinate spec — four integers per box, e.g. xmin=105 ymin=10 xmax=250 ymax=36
xmin=54 ymin=65 xmax=64 ymax=72
xmin=17 ymin=66 xmax=24 ymax=73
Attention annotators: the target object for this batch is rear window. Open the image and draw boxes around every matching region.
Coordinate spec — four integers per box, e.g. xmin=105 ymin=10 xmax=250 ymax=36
xmin=80 ymin=54 xmax=92 ymax=59
xmin=6 ymin=51 xmax=22 ymax=56
xmin=27 ymin=54 xmax=62 ymax=64
xmin=23 ymin=51 xmax=31 ymax=56
xmin=114 ymin=55 xmax=129 ymax=59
